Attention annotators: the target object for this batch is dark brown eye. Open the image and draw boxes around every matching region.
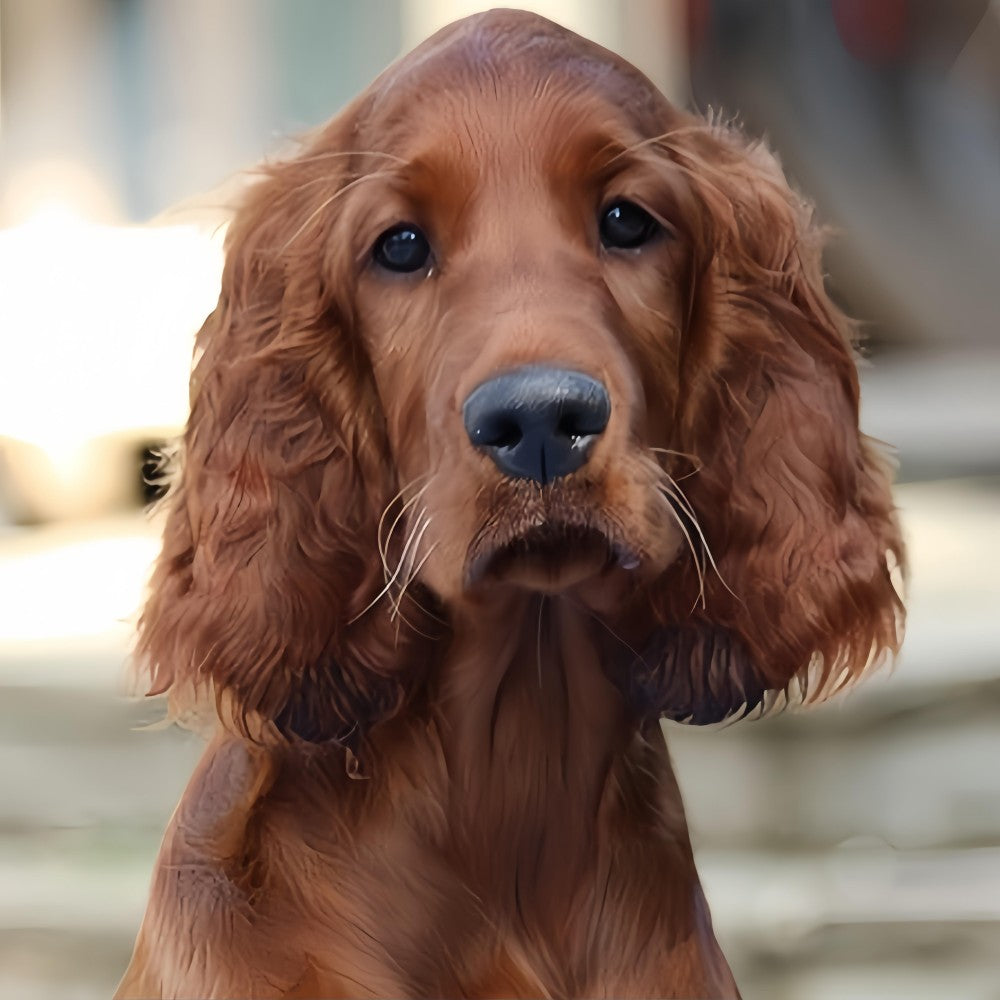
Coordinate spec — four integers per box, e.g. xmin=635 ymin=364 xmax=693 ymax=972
xmin=372 ymin=224 xmax=431 ymax=273
xmin=599 ymin=201 xmax=660 ymax=250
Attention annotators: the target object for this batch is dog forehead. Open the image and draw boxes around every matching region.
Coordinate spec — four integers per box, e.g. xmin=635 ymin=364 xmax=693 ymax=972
xmin=355 ymin=8 xmax=669 ymax=149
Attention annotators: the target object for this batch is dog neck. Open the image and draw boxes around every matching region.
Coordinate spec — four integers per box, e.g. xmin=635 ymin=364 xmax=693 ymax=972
xmin=429 ymin=592 xmax=678 ymax=929
xmin=442 ymin=593 xmax=628 ymax=761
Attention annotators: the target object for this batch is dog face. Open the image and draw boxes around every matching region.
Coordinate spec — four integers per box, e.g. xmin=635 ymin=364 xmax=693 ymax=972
xmin=138 ymin=11 xmax=903 ymax=743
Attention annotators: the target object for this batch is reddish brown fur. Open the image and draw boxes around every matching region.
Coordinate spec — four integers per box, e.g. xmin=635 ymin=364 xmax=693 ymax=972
xmin=118 ymin=10 xmax=903 ymax=998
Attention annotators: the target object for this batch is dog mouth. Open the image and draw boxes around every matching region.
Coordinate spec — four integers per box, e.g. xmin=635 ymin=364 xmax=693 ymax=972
xmin=465 ymin=516 xmax=640 ymax=594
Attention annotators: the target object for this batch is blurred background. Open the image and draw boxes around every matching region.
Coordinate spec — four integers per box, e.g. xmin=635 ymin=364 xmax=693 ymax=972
xmin=0 ymin=1 xmax=998 ymax=997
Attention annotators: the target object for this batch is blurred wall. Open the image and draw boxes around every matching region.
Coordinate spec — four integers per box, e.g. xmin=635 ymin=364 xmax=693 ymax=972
xmin=1 ymin=0 xmax=405 ymax=223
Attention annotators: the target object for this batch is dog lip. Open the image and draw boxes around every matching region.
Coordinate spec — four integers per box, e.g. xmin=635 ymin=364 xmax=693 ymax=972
xmin=463 ymin=522 xmax=640 ymax=590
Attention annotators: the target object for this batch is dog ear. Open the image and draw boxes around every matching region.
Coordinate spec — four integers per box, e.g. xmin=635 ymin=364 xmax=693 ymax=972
xmin=138 ymin=124 xmax=442 ymax=747
xmin=633 ymin=126 xmax=904 ymax=724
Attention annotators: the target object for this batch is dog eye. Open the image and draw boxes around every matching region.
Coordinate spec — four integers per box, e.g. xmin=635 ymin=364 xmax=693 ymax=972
xmin=372 ymin=224 xmax=431 ymax=273
xmin=599 ymin=201 xmax=660 ymax=250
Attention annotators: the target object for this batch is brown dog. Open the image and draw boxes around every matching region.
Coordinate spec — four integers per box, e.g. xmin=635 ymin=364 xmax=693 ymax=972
xmin=118 ymin=10 xmax=903 ymax=998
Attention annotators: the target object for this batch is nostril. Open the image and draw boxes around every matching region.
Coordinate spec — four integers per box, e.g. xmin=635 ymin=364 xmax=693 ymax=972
xmin=557 ymin=399 xmax=610 ymax=440
xmin=476 ymin=415 xmax=522 ymax=449
xmin=557 ymin=415 xmax=585 ymax=441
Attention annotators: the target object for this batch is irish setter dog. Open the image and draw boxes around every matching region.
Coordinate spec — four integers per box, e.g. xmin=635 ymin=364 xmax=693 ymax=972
xmin=117 ymin=10 xmax=904 ymax=999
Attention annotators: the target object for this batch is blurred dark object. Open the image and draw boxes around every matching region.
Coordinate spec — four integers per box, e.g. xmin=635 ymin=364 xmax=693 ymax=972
xmin=138 ymin=443 xmax=170 ymax=505
xmin=687 ymin=0 xmax=999 ymax=356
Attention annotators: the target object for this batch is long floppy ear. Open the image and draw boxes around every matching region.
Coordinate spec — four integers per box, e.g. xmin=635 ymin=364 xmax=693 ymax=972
xmin=138 ymin=123 xmax=442 ymax=747
xmin=633 ymin=125 xmax=904 ymax=724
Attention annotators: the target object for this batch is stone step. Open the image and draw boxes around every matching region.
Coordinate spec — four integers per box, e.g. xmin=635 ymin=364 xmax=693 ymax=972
xmin=3 ymin=828 xmax=998 ymax=1000
xmin=3 ymin=679 xmax=998 ymax=853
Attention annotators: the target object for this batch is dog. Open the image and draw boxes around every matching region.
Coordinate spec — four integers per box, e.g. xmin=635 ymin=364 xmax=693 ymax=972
xmin=117 ymin=10 xmax=904 ymax=997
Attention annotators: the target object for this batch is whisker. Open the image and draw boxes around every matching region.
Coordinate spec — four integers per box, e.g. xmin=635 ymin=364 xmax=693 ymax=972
xmin=399 ymin=584 xmax=448 ymax=627
xmin=648 ymin=446 xmax=704 ymax=483
xmin=390 ymin=511 xmax=432 ymax=622
xmin=568 ymin=598 xmax=648 ymax=670
xmin=349 ymin=552 xmax=415 ymax=625
xmin=394 ymin=541 xmax=440 ymax=628
xmin=671 ymin=467 xmax=700 ymax=484
xmin=658 ymin=483 xmax=706 ymax=610
xmin=536 ymin=596 xmax=547 ymax=689
xmin=284 ymin=149 xmax=407 ymax=167
xmin=378 ymin=480 xmax=430 ymax=582
xmin=663 ymin=473 xmax=740 ymax=605
xmin=277 ymin=171 xmax=392 ymax=254
xmin=390 ymin=514 xmax=448 ymax=635
xmin=350 ymin=480 xmax=431 ymax=624
xmin=387 ymin=508 xmax=429 ymax=620
xmin=394 ymin=611 xmax=440 ymax=643
xmin=271 ymin=174 xmax=357 ymax=198
xmin=605 ymin=125 xmax=705 ymax=165
xmin=658 ymin=473 xmax=742 ymax=608
xmin=386 ymin=555 xmax=443 ymax=640
xmin=659 ymin=472 xmax=700 ymax=524
xmin=376 ymin=483 xmax=447 ymax=629
xmin=648 ymin=445 xmax=703 ymax=469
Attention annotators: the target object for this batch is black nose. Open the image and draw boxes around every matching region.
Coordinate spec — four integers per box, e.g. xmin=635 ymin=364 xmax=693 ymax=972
xmin=462 ymin=366 xmax=611 ymax=485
